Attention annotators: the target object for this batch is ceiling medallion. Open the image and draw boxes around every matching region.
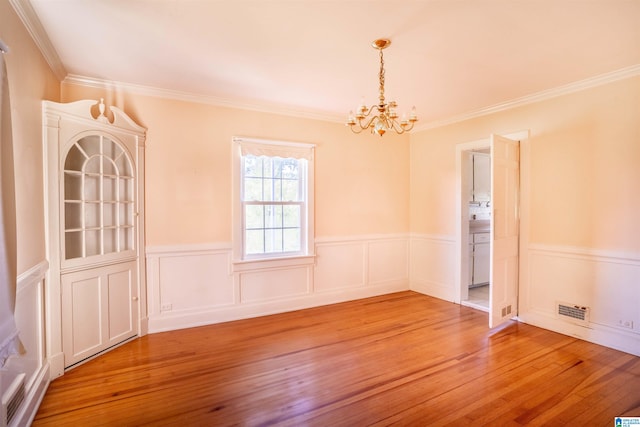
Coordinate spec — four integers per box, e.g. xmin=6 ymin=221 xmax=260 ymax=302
xmin=347 ymin=39 xmax=417 ymax=136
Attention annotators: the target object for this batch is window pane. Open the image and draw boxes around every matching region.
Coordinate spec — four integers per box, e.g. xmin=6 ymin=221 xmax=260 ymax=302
xmin=272 ymin=158 xmax=282 ymax=178
xmin=244 ymin=177 xmax=263 ymax=201
xmin=115 ymin=153 xmax=132 ymax=177
xmin=245 ymin=205 xmax=264 ymax=229
xmin=64 ymin=144 xmax=86 ymax=171
xmin=263 ymin=157 xmax=273 ymax=178
xmin=283 ymin=228 xmax=301 ymax=252
xmin=245 ymin=229 xmax=264 ymax=254
xmin=103 ymin=229 xmax=117 ymax=254
xmin=119 ymin=227 xmax=133 ymax=251
xmin=85 ymin=203 xmax=100 ymax=228
xmin=244 ymin=156 xmax=262 ymax=177
xmin=262 ymin=178 xmax=274 ymax=201
xmin=119 ymin=203 xmax=134 ymax=227
xmin=85 ymin=230 xmax=101 ymax=256
xmin=65 ymin=231 xmax=83 ymax=259
xmin=272 ymin=179 xmax=282 ymax=201
xmin=64 ymin=173 xmax=82 ymax=200
xmin=77 ymin=135 xmax=101 ymax=157
xmin=281 ymin=159 xmax=299 ymax=179
xmin=85 ymin=156 xmax=101 ymax=174
xmin=281 ymin=179 xmax=299 ymax=201
xmin=103 ymin=157 xmax=116 ymax=176
xmin=103 ymin=177 xmax=117 ymax=201
xmin=84 ymin=176 xmax=100 ymax=201
xmin=119 ymin=178 xmax=133 ymax=201
xmin=102 ymin=138 xmax=119 ymax=159
xmin=264 ymin=228 xmax=283 ymax=253
xmin=283 ymin=205 xmax=300 ymax=227
xmin=65 ymin=202 xmax=82 ymax=230
xmin=103 ymin=203 xmax=117 ymax=227
xmin=263 ymin=205 xmax=282 ymax=229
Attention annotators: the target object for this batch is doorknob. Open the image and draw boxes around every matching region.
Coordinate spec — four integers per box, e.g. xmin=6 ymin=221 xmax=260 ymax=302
xmin=132 ymin=296 xmax=139 ymax=301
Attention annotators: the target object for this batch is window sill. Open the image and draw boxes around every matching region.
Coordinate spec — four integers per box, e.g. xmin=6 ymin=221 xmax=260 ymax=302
xmin=232 ymin=254 xmax=315 ymax=272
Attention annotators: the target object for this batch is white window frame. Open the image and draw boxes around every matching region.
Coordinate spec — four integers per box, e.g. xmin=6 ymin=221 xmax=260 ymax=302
xmin=232 ymin=137 xmax=315 ymax=268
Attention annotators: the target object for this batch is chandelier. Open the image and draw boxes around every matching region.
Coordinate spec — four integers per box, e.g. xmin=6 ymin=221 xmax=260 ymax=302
xmin=347 ymin=39 xmax=417 ymax=136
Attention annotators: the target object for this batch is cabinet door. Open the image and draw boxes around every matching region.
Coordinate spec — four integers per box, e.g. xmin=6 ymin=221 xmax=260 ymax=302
xmin=473 ymin=153 xmax=491 ymax=201
xmin=473 ymin=241 xmax=490 ymax=285
xmin=61 ymin=261 xmax=138 ymax=368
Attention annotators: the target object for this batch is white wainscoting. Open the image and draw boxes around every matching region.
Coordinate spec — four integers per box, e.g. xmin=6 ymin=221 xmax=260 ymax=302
xmin=409 ymin=234 xmax=456 ymax=301
xmin=4 ymin=260 xmax=50 ymax=427
xmin=519 ymin=244 xmax=640 ymax=356
xmin=146 ymin=235 xmax=410 ymax=333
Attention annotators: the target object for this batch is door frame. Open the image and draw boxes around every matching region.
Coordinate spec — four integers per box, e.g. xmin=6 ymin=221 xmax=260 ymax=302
xmin=454 ymin=130 xmax=529 ymax=313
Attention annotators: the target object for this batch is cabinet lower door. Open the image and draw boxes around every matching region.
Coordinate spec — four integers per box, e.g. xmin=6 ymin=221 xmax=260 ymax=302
xmin=61 ymin=261 xmax=138 ymax=368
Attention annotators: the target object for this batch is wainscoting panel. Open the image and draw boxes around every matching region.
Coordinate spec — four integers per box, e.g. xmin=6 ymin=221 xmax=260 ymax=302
xmin=520 ymin=244 xmax=640 ymax=356
xmin=157 ymin=251 xmax=234 ymax=311
xmin=239 ymin=266 xmax=310 ymax=303
xmin=368 ymin=239 xmax=409 ymax=285
xmin=314 ymin=242 xmax=365 ymax=292
xmin=146 ymin=235 xmax=410 ymax=333
xmin=4 ymin=260 xmax=50 ymax=427
xmin=409 ymin=235 xmax=456 ymax=302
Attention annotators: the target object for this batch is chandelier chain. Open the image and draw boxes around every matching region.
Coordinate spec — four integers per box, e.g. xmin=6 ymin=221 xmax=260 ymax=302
xmin=378 ymin=48 xmax=385 ymax=107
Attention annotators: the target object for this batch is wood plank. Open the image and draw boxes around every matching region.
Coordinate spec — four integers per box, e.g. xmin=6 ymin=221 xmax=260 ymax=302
xmin=33 ymin=291 xmax=640 ymax=426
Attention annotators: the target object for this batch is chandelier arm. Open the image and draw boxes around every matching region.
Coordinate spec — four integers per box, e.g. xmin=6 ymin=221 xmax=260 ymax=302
xmin=402 ymin=120 xmax=416 ymax=132
xmin=348 ymin=125 xmax=366 ymax=134
xmin=359 ymin=114 xmax=379 ymax=130
xmin=388 ymin=119 xmax=405 ymax=134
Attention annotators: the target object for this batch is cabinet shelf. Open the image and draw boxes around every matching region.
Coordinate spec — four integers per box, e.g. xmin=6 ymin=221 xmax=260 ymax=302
xmin=64 ymin=170 xmax=133 ymax=180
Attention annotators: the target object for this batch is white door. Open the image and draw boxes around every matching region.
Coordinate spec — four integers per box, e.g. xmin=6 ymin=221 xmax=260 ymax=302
xmin=489 ymin=134 xmax=520 ymax=328
xmin=62 ymin=261 xmax=138 ymax=367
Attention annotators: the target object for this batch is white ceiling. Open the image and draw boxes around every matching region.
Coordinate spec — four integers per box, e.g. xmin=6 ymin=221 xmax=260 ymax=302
xmin=21 ymin=0 xmax=640 ymax=126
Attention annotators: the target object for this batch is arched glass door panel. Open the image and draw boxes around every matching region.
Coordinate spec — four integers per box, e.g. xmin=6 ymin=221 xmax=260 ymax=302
xmin=63 ymin=135 xmax=134 ymax=260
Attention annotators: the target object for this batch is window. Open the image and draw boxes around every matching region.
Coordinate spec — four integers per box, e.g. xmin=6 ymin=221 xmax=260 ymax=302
xmin=233 ymin=137 xmax=314 ymax=262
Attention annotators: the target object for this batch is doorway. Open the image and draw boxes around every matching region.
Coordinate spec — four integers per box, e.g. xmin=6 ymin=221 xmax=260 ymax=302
xmin=455 ymin=131 xmax=528 ymax=328
xmin=465 ymin=148 xmax=491 ymax=312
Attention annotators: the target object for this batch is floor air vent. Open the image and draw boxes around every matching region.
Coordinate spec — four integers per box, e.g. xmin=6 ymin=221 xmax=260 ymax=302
xmin=557 ymin=302 xmax=589 ymax=325
xmin=1 ymin=373 xmax=25 ymax=427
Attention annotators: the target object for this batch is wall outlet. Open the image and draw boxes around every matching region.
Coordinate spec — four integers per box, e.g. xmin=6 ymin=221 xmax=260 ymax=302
xmin=617 ymin=319 xmax=633 ymax=329
xmin=161 ymin=303 xmax=172 ymax=312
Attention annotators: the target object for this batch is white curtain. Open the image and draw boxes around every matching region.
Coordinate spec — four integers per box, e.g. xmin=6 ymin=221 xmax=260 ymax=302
xmin=0 ymin=43 xmax=22 ymax=368
xmin=234 ymin=137 xmax=315 ymax=160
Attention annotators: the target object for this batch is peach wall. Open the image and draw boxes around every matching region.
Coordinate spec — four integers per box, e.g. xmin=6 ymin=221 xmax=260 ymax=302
xmin=410 ymin=75 xmax=640 ymax=254
xmin=0 ymin=0 xmax=60 ymax=274
xmin=61 ymin=84 xmax=410 ymax=246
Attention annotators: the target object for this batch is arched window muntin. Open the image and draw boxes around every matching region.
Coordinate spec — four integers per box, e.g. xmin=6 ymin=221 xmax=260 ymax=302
xmin=62 ymin=132 xmax=136 ymax=261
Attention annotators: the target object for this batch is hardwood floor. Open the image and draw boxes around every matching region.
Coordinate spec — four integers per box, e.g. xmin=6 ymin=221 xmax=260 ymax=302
xmin=33 ymin=291 xmax=640 ymax=426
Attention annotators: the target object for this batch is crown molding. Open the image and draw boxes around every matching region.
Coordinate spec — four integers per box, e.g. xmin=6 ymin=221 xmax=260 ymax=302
xmin=9 ymin=0 xmax=66 ymax=80
xmin=64 ymin=63 xmax=640 ymax=130
xmin=62 ymin=74 xmax=344 ymax=123
xmin=417 ymin=64 xmax=640 ymax=131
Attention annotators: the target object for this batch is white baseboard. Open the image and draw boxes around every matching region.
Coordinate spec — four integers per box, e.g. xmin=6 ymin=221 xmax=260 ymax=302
xmin=149 ymin=280 xmax=407 ymax=333
xmin=519 ymin=310 xmax=640 ymax=357
xmin=521 ymin=243 xmax=640 ymax=356
xmin=10 ymin=363 xmax=49 ymax=427
xmin=48 ymin=352 xmax=64 ymax=380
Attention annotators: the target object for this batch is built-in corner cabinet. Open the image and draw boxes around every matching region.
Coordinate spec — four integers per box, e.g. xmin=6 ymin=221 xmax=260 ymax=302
xmin=43 ymin=99 xmax=147 ymax=372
